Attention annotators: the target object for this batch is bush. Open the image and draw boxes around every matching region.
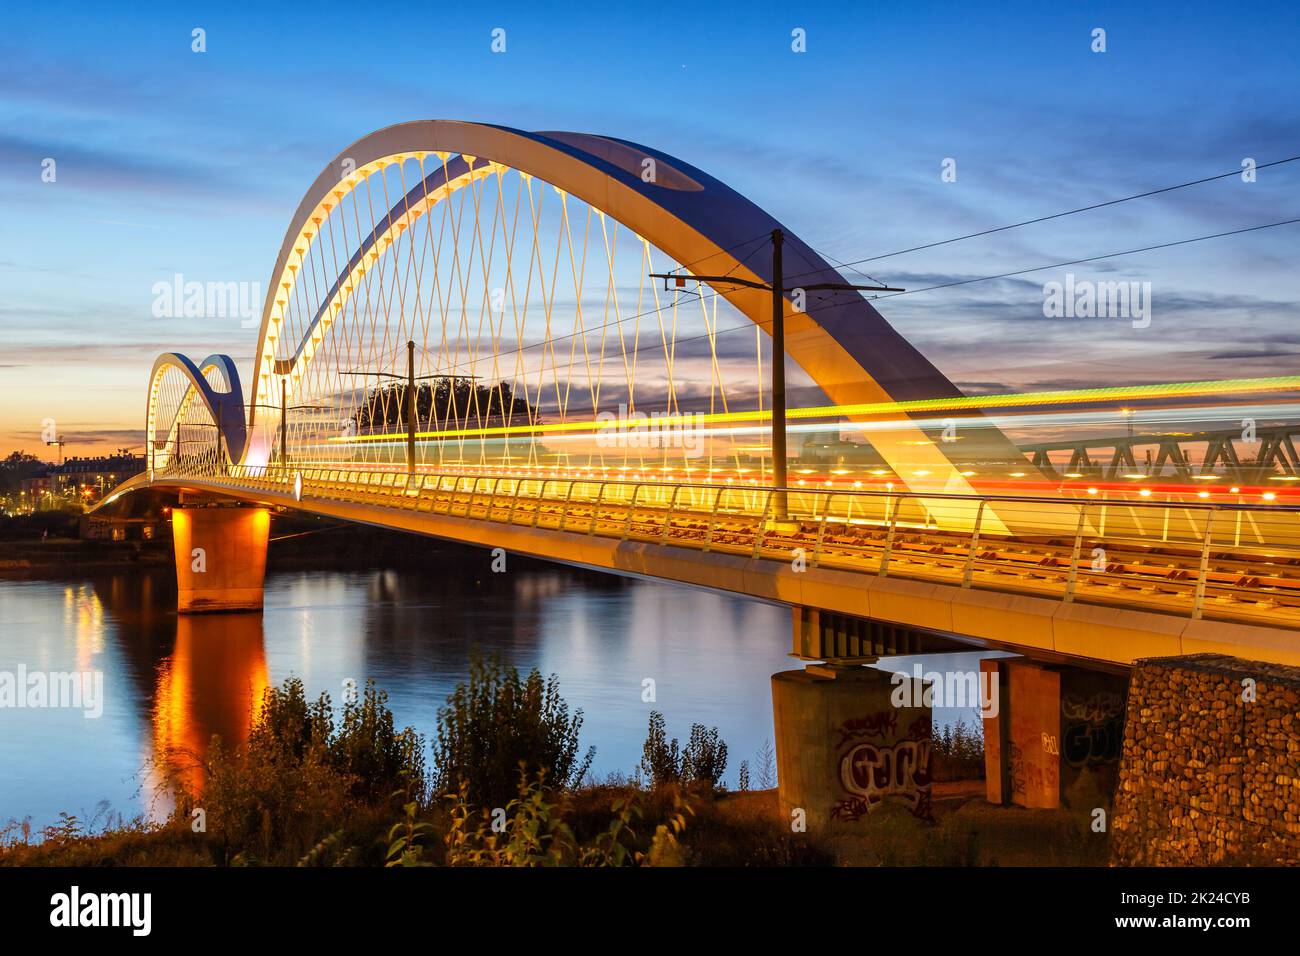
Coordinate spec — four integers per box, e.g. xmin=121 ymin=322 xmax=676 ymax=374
xmin=442 ymin=770 xmax=692 ymax=867
xmin=195 ymin=676 xmax=424 ymax=865
xmin=640 ymin=711 xmax=728 ymax=791
xmin=640 ymin=711 xmax=680 ymax=788
xmin=432 ymin=653 xmax=594 ymax=811
xmin=334 ymin=680 xmax=426 ymax=802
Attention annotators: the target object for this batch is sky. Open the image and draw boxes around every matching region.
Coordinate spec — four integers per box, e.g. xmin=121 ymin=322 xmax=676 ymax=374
xmin=1 ymin=0 xmax=1297 ymax=456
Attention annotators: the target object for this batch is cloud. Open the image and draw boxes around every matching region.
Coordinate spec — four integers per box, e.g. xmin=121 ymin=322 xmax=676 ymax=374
xmin=0 ymin=133 xmax=249 ymax=198
xmin=1207 ymin=349 xmax=1300 ymax=361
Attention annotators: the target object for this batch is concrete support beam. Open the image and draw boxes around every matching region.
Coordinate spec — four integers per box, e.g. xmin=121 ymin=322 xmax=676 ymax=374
xmin=982 ymin=657 xmax=1126 ymax=810
xmin=980 ymin=657 xmax=1010 ymax=805
xmin=171 ymin=506 xmax=270 ymax=614
xmin=772 ymin=664 xmax=932 ymax=833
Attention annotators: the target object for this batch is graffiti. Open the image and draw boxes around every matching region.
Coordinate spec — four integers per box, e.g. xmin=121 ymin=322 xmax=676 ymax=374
xmin=1009 ymin=738 xmax=1058 ymax=802
xmin=832 ymin=736 xmax=932 ymax=821
xmin=1009 ymin=740 xmax=1025 ymax=799
xmin=1061 ymin=714 xmax=1122 ymax=767
xmin=1061 ymin=690 xmax=1123 ymax=724
xmin=905 ymin=714 xmax=932 ymax=740
xmin=1061 ymin=691 xmax=1124 ymax=768
xmin=835 ymin=710 xmax=898 ymax=747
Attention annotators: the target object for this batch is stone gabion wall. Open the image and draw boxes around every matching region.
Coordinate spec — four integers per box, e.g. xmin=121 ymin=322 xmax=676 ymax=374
xmin=1111 ymin=653 xmax=1300 ymax=866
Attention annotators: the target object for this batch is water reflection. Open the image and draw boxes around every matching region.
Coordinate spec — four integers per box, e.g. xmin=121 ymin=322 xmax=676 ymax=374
xmin=1 ymin=563 xmax=796 ymax=828
xmin=2 ymin=561 xmax=991 ymax=831
xmin=151 ymin=614 xmax=269 ymax=799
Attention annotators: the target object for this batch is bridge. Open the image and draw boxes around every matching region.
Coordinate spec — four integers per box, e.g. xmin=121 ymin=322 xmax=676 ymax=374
xmin=95 ymin=120 xmax=1300 ymax=827
xmin=102 ymin=118 xmax=1300 ymax=666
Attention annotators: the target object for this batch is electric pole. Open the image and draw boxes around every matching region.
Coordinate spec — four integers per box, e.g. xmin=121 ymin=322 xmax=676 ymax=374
xmin=343 ymin=342 xmax=445 ymax=480
xmin=280 ymin=377 xmax=288 ymax=468
xmin=769 ymin=229 xmax=787 ymax=504
xmin=406 ymin=339 xmax=416 ymax=476
xmin=651 ymin=229 xmax=902 ymax=522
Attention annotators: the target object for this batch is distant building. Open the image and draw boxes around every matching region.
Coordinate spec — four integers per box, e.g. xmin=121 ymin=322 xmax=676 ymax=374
xmin=17 ymin=452 xmax=145 ymax=510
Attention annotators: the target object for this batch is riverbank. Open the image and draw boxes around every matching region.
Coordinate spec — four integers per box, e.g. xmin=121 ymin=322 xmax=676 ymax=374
xmin=0 ymin=511 xmax=581 ymax=576
xmin=0 ymin=782 xmax=1106 ymax=867
xmin=0 ymin=666 xmax=1105 ymax=868
xmin=0 ymin=537 xmax=168 ymax=574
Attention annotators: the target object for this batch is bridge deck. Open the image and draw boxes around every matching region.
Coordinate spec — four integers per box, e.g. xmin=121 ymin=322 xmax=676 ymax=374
xmin=113 ymin=464 xmax=1300 ymax=653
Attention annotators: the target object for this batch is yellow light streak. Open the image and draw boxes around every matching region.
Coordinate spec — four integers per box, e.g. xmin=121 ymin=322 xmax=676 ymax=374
xmin=323 ymin=374 xmax=1300 ymax=445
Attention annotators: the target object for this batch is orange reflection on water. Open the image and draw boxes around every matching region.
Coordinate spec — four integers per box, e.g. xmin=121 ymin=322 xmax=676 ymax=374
xmin=62 ymin=582 xmax=105 ymax=667
xmin=152 ymin=613 xmax=270 ymax=799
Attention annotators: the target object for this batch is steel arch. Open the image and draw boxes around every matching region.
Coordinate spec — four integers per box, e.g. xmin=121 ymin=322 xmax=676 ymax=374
xmin=245 ymin=120 xmax=1027 ymax=491
xmin=146 ymin=352 xmax=247 ymax=466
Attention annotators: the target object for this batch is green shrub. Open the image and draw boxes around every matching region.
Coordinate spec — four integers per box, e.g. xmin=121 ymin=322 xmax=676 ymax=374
xmin=640 ymin=711 xmax=728 ymax=791
xmin=195 ymin=676 xmax=424 ymax=865
xmin=432 ymin=653 xmax=594 ymax=811
xmin=442 ymin=769 xmax=691 ymax=867
xmin=334 ymin=680 xmax=426 ymax=802
xmin=640 ymin=711 xmax=681 ymax=788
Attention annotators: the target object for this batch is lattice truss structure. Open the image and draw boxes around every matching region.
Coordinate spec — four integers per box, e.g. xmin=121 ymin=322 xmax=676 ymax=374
xmin=256 ymin=153 xmax=804 ymax=483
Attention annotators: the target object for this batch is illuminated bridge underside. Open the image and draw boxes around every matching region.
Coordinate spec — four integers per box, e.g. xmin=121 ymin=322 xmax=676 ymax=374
xmin=114 ymin=466 xmax=1300 ymax=669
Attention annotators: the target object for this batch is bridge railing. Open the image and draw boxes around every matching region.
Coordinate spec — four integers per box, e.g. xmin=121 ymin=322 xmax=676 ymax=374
xmin=157 ymin=461 xmax=1300 ymax=630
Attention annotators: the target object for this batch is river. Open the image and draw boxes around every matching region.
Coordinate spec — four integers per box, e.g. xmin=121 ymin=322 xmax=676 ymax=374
xmin=0 ymin=548 xmax=987 ymax=832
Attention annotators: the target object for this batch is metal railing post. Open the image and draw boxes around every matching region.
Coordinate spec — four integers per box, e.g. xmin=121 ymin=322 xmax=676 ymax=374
xmin=1063 ymin=504 xmax=1088 ymax=603
xmin=531 ymin=480 xmax=551 ymax=528
xmin=960 ymin=500 xmax=987 ymax=588
xmin=588 ymin=482 xmax=606 ymax=536
xmin=621 ymin=485 xmax=643 ymax=541
xmin=506 ymin=478 xmax=522 ymax=525
xmin=879 ymin=495 xmax=904 ymax=576
xmin=558 ymin=481 xmax=578 ymax=532
xmin=1192 ymin=510 xmax=1217 ymax=619
xmin=811 ymin=493 xmax=831 ymax=568
xmin=751 ymin=490 xmax=776 ymax=558
xmin=702 ymin=488 xmax=725 ymax=553
xmin=660 ymin=485 xmax=682 ymax=546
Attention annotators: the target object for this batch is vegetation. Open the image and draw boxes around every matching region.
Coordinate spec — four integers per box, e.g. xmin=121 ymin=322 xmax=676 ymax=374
xmin=639 ymin=711 xmax=728 ymax=790
xmin=438 ymin=770 xmax=691 ymax=867
xmin=354 ymin=378 xmax=534 ymax=432
xmin=432 ymin=652 xmax=594 ymax=811
xmin=0 ymin=667 xmax=1101 ymax=868
xmin=197 ymin=678 xmax=425 ymax=864
xmin=931 ymin=717 xmax=985 ymax=782
xmin=0 ymin=510 xmax=81 ymax=540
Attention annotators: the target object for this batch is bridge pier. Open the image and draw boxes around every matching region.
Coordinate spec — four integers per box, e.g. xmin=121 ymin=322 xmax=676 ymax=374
xmin=772 ymin=607 xmax=933 ymax=832
xmin=171 ymin=505 xmax=270 ymax=614
xmin=979 ymin=657 xmax=1126 ymax=809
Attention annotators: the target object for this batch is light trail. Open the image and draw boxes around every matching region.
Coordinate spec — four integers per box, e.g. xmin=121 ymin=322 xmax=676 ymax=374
xmin=324 ymin=374 xmax=1300 ymax=445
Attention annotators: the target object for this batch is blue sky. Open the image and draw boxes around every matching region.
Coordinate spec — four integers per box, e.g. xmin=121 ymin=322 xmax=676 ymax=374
xmin=1 ymin=0 xmax=1297 ymax=453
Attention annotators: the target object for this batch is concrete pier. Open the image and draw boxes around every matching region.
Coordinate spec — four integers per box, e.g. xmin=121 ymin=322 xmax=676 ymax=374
xmin=772 ymin=664 xmax=932 ymax=832
xmin=980 ymin=657 xmax=1126 ymax=809
xmin=171 ymin=505 xmax=270 ymax=614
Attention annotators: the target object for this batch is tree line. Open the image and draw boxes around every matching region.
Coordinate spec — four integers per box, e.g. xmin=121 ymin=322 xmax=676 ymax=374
xmin=352 ymin=378 xmax=536 ymax=432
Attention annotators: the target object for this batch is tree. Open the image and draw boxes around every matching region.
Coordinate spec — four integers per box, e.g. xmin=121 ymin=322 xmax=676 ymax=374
xmin=352 ymin=378 xmax=535 ymax=433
